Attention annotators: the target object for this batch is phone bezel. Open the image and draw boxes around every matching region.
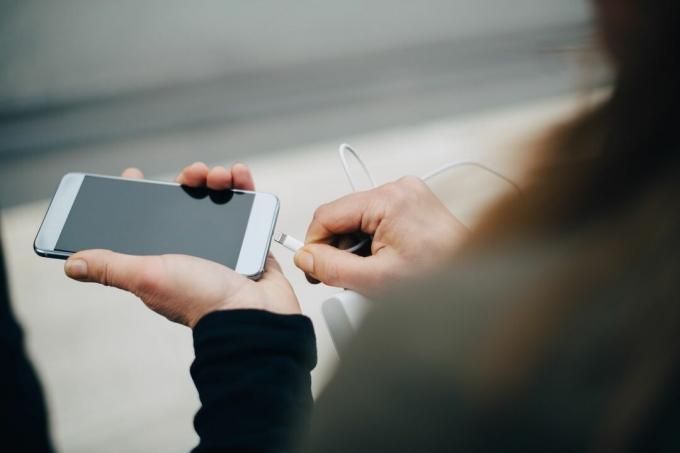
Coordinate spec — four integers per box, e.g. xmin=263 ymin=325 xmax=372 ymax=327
xmin=34 ymin=173 xmax=279 ymax=279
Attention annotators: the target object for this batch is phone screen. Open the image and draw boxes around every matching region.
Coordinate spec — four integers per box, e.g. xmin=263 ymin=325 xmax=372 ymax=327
xmin=54 ymin=176 xmax=255 ymax=268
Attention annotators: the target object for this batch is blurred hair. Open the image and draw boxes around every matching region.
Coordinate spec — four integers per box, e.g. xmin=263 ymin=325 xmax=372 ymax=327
xmin=477 ymin=0 xmax=679 ymax=234
xmin=466 ymin=0 xmax=680 ymax=450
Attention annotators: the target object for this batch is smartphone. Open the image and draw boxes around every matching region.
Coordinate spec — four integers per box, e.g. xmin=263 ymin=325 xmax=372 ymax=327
xmin=34 ymin=173 xmax=279 ymax=279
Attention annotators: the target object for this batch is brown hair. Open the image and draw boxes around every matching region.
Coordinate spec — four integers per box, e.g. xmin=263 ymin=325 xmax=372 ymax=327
xmin=476 ymin=0 xmax=679 ymax=237
xmin=465 ymin=1 xmax=680 ymax=450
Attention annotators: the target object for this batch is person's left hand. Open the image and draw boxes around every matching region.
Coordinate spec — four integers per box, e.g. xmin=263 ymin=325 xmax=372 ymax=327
xmin=63 ymin=163 xmax=300 ymax=328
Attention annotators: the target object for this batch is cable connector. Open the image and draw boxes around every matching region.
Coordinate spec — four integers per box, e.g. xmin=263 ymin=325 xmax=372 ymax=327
xmin=273 ymin=231 xmax=304 ymax=252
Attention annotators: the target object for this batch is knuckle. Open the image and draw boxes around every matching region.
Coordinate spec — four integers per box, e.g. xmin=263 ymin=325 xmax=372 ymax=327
xmin=318 ymin=259 xmax=342 ymax=287
xmin=94 ymin=250 xmax=115 ymax=286
xmin=101 ymin=261 xmax=114 ymax=287
xmin=380 ymin=181 xmax=411 ymax=206
xmin=313 ymin=203 xmax=330 ymax=221
xmin=398 ymin=175 xmax=425 ymax=190
xmin=379 ymin=181 xmax=401 ymax=198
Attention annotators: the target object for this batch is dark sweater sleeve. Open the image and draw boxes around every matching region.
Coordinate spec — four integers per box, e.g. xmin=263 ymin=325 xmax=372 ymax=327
xmin=190 ymin=309 xmax=317 ymax=453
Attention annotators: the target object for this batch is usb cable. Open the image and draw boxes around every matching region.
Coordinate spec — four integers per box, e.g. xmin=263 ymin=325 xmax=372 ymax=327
xmin=273 ymin=143 xmax=521 ymax=253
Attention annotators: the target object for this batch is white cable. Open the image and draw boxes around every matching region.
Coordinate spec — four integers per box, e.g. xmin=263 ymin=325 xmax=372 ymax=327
xmin=338 ymin=143 xmax=377 ymax=191
xmin=273 ymin=143 xmax=521 ymax=253
xmin=422 ymin=161 xmax=522 ymax=194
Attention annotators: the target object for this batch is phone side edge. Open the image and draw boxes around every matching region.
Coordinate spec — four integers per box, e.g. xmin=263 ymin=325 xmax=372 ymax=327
xmin=236 ymin=192 xmax=280 ymax=279
xmin=34 ymin=173 xmax=85 ymax=257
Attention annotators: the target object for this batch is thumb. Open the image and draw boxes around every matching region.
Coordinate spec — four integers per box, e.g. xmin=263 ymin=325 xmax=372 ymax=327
xmin=294 ymin=243 xmax=383 ymax=290
xmin=64 ymin=249 xmax=157 ymax=296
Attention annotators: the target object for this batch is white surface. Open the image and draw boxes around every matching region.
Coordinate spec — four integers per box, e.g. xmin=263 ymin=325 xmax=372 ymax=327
xmin=1 ymin=95 xmax=585 ymax=452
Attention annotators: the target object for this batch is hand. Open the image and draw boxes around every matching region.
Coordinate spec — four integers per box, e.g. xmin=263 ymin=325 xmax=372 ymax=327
xmin=64 ymin=163 xmax=300 ymax=328
xmin=294 ymin=176 xmax=468 ymax=295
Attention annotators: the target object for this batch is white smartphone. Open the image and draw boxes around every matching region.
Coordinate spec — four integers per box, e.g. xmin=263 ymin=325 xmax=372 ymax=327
xmin=34 ymin=173 xmax=279 ymax=279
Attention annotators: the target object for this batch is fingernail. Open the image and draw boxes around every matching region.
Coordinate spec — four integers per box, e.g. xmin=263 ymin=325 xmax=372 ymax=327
xmin=65 ymin=259 xmax=88 ymax=280
xmin=295 ymin=250 xmax=314 ymax=273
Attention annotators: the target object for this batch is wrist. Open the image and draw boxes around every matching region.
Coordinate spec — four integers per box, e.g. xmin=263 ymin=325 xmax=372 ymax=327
xmin=190 ymin=296 xmax=301 ymax=328
xmin=223 ymin=298 xmax=302 ymax=317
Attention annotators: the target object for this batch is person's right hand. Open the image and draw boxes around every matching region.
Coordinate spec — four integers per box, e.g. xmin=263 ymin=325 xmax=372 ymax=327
xmin=294 ymin=176 xmax=468 ymax=295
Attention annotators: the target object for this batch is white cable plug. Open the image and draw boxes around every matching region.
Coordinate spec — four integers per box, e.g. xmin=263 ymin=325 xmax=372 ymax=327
xmin=273 ymin=143 xmax=521 ymax=253
xmin=273 ymin=231 xmax=304 ymax=253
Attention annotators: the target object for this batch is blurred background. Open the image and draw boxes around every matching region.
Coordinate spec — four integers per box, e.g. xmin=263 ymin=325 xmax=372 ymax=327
xmin=1 ymin=1 xmax=597 ymax=451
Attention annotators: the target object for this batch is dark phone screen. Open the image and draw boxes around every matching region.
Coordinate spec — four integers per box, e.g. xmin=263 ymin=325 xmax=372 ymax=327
xmin=55 ymin=176 xmax=255 ymax=268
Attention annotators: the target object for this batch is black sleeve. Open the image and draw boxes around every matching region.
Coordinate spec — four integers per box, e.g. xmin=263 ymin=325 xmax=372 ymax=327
xmin=0 ymin=233 xmax=54 ymax=452
xmin=190 ymin=309 xmax=317 ymax=453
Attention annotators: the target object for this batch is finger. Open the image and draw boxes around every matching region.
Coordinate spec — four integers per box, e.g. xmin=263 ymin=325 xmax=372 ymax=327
xmin=176 ymin=162 xmax=209 ymax=186
xmin=305 ymin=191 xmax=373 ymax=243
xmin=231 ymin=163 xmax=255 ymax=191
xmin=264 ymin=252 xmax=283 ymax=273
xmin=206 ymin=165 xmax=232 ymax=190
xmin=294 ymin=243 xmax=383 ymax=290
xmin=64 ymin=249 xmax=159 ymax=296
xmin=121 ymin=167 xmax=144 ymax=179
xmin=259 ymin=253 xmax=295 ymax=289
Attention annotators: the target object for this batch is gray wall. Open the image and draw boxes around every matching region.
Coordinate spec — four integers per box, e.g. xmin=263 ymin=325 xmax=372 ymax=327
xmin=0 ymin=0 xmax=589 ymax=108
